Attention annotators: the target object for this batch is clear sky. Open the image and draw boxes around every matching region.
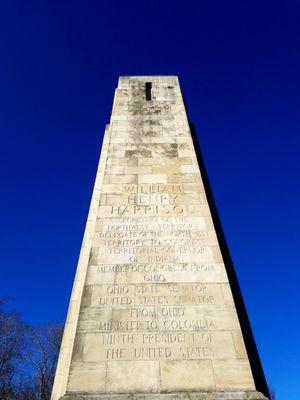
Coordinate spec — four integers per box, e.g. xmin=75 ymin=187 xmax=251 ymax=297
xmin=0 ymin=1 xmax=299 ymax=399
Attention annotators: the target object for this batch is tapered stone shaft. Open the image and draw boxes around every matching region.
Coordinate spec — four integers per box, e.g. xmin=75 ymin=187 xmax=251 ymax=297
xmin=51 ymin=76 xmax=269 ymax=400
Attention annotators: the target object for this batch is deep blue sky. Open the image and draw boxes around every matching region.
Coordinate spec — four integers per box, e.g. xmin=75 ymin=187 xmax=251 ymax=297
xmin=1 ymin=1 xmax=299 ymax=399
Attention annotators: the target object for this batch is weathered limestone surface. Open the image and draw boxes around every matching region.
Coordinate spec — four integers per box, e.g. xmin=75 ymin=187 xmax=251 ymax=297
xmin=51 ymin=77 xmax=268 ymax=400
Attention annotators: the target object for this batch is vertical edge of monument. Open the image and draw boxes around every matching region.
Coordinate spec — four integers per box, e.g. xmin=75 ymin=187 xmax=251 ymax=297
xmin=187 ymin=120 xmax=270 ymax=399
xmin=51 ymin=124 xmax=111 ymax=400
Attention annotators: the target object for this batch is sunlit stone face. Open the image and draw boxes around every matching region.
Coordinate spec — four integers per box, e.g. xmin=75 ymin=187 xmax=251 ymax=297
xmin=51 ymin=76 xmax=267 ymax=400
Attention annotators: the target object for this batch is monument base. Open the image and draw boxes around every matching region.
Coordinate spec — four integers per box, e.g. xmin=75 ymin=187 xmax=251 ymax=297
xmin=61 ymin=391 xmax=268 ymax=400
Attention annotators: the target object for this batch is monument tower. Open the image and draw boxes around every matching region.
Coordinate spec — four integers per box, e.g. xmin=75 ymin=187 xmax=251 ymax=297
xmin=52 ymin=76 xmax=270 ymax=400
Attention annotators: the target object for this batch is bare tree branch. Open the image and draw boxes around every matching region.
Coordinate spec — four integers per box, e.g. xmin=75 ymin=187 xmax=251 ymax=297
xmin=0 ymin=297 xmax=25 ymax=399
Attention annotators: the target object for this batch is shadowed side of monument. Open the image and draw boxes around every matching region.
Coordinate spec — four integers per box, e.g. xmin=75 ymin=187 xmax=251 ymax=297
xmin=51 ymin=76 xmax=270 ymax=400
xmin=188 ymin=122 xmax=270 ymax=399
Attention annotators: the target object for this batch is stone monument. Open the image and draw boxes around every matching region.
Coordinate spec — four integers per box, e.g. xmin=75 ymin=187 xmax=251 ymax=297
xmin=51 ymin=76 xmax=270 ymax=400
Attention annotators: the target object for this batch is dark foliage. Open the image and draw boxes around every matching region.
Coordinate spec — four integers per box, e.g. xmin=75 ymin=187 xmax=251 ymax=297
xmin=0 ymin=298 xmax=25 ymax=399
xmin=0 ymin=298 xmax=63 ymax=400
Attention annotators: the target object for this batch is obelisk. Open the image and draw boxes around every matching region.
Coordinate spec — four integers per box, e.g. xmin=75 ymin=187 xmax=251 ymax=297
xmin=51 ymin=76 xmax=270 ymax=400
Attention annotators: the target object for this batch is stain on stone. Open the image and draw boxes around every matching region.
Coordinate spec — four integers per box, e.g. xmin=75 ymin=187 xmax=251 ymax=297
xmin=88 ymin=248 xmax=99 ymax=265
xmin=72 ymin=333 xmax=84 ymax=363
xmin=164 ymin=150 xmax=178 ymax=157
xmin=125 ymin=150 xmax=151 ymax=158
xmin=81 ymin=285 xmax=92 ymax=309
xmin=178 ymin=143 xmax=189 ymax=149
